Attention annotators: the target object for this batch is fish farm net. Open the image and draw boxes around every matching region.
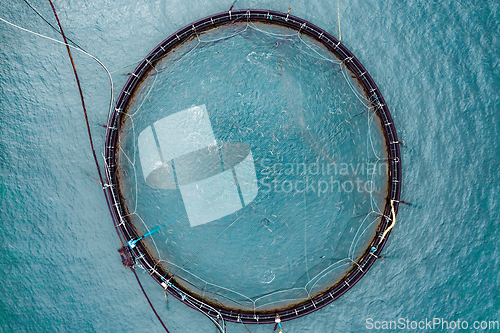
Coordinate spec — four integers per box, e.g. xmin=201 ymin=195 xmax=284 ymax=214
xmin=105 ymin=10 xmax=401 ymax=323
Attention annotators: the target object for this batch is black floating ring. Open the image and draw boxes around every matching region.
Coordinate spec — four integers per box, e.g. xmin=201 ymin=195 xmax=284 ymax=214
xmin=104 ymin=9 xmax=402 ymax=325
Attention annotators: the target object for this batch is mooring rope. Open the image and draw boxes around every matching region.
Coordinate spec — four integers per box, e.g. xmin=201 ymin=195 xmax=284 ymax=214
xmin=378 ymin=199 xmax=397 ymax=245
xmin=46 ymin=1 xmax=169 ymax=331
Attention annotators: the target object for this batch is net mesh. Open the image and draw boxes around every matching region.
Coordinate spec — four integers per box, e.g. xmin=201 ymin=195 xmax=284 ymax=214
xmin=116 ymin=20 xmax=388 ymax=313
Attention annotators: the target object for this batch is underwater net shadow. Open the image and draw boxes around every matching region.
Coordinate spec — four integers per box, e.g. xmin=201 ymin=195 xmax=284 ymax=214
xmin=104 ymin=9 xmax=402 ymax=325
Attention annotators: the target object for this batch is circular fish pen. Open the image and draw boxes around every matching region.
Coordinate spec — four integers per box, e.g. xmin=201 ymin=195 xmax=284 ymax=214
xmin=104 ymin=9 xmax=402 ymax=325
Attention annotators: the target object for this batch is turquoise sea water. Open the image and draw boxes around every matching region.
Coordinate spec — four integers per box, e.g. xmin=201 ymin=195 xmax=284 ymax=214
xmin=1 ymin=0 xmax=499 ymax=332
